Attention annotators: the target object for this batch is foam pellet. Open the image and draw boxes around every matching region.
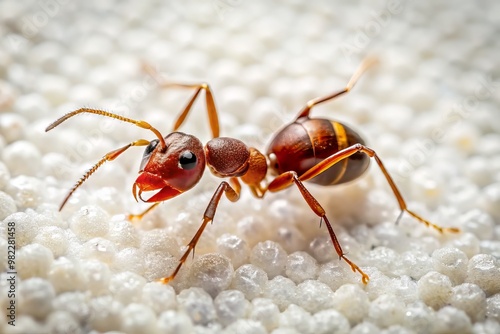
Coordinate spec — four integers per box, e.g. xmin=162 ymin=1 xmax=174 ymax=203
xmin=263 ymin=276 xmax=297 ymax=312
xmin=69 ymin=206 xmax=110 ymax=242
xmin=108 ymin=271 xmax=146 ymax=305
xmin=48 ymin=257 xmax=87 ymax=294
xmin=45 ymin=310 xmax=82 ymax=334
xmin=32 ymin=226 xmax=69 ymax=258
xmin=331 ymin=284 xmax=370 ymax=326
xmin=250 ymin=240 xmax=288 ymax=279
xmin=2 ymin=140 xmax=41 ymax=177
xmin=81 ymin=237 xmax=117 ymax=264
xmin=214 ymin=289 xmax=249 ymax=327
xmin=486 ymin=293 xmax=500 ymax=322
xmin=80 ymin=259 xmax=111 ymax=296
xmin=223 ymin=319 xmax=267 ymax=334
xmin=231 ymin=264 xmax=268 ymax=300
xmin=157 ymin=310 xmax=194 ymax=334
xmin=141 ymin=282 xmax=177 ymax=314
xmin=177 ymin=287 xmax=217 ymax=326
xmin=0 ymin=191 xmax=16 ymax=221
xmin=450 ymin=283 xmax=487 ymax=322
xmin=17 ymin=243 xmax=53 ymax=279
xmin=434 ymin=306 xmax=472 ymax=334
xmin=466 ymin=254 xmax=500 ymax=296
xmin=417 ymin=271 xmax=453 ymax=310
xmin=313 ymin=309 xmax=350 ymax=334
xmin=295 ymin=280 xmax=334 ymax=313
xmin=88 ymin=296 xmax=124 ymax=332
xmin=0 ymin=113 xmax=27 ymax=143
xmin=431 ymin=247 xmax=468 ymax=285
xmin=188 ymin=253 xmax=234 ymax=298
xmin=249 ymin=298 xmax=280 ymax=331
xmin=368 ymin=294 xmax=405 ymax=328
xmin=285 ymin=251 xmax=318 ymax=284
xmin=350 ymin=321 xmax=381 ymax=334
xmin=216 ymin=233 xmax=250 ymax=269
xmin=403 ymin=302 xmax=437 ymax=334
xmin=52 ymin=291 xmax=90 ymax=324
xmin=18 ymin=277 xmax=55 ymax=320
xmin=120 ymin=303 xmax=158 ymax=334
xmin=279 ymin=304 xmax=314 ymax=334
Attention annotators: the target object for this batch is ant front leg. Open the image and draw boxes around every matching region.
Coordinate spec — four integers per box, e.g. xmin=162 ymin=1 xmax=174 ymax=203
xmin=267 ymin=171 xmax=370 ymax=284
xmin=298 ymin=144 xmax=461 ymax=234
xmin=158 ymin=180 xmax=240 ymax=284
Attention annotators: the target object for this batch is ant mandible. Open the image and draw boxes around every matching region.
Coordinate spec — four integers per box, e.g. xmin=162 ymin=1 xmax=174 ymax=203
xmin=46 ymin=58 xmax=459 ymax=285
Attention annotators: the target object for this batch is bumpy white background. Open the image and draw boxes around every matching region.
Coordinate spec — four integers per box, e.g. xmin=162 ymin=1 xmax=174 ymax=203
xmin=0 ymin=0 xmax=499 ymax=333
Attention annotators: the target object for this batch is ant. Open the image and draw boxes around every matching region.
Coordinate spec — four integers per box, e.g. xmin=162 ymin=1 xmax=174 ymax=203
xmin=46 ymin=58 xmax=459 ymax=285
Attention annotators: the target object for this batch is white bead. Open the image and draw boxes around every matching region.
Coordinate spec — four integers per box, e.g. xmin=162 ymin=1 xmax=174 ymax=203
xmin=478 ymin=182 xmax=500 ymax=221
xmin=331 ymin=284 xmax=370 ymax=325
xmin=466 ymin=254 xmax=500 ymax=296
xmin=417 ymin=271 xmax=453 ymax=310
xmin=214 ymin=290 xmax=249 ymax=327
xmin=0 ymin=190 xmax=16 ymax=220
xmin=18 ymin=277 xmax=55 ymax=320
xmin=141 ymin=282 xmax=177 ymax=314
xmin=285 ymin=251 xmax=318 ymax=284
xmin=313 ymin=309 xmax=351 ymax=334
xmin=48 ymin=257 xmax=86 ymax=294
xmin=216 ymin=233 xmax=250 ymax=269
xmin=6 ymin=175 xmax=43 ymax=208
xmin=45 ymin=310 xmax=82 ymax=334
xmin=263 ymin=276 xmax=296 ymax=312
xmin=188 ymin=253 xmax=234 ymax=298
xmin=0 ymin=113 xmax=26 ymax=143
xmin=107 ymin=219 xmax=140 ymax=249
xmin=121 ymin=303 xmax=158 ymax=334
xmin=17 ymin=243 xmax=54 ymax=279
xmin=108 ymin=271 xmax=146 ymax=305
xmin=368 ymin=294 xmax=405 ymax=328
xmin=69 ymin=206 xmax=110 ymax=241
xmin=431 ymin=247 xmax=468 ymax=285
xmin=231 ymin=264 xmax=268 ymax=300
xmin=80 ymin=259 xmax=111 ymax=296
xmin=249 ymin=298 xmax=280 ymax=331
xmin=350 ymin=321 xmax=381 ymax=334
xmin=224 ymin=319 xmax=267 ymax=334
xmin=52 ymin=292 xmax=90 ymax=324
xmin=434 ymin=306 xmax=472 ymax=334
xmin=403 ymin=301 xmax=436 ymax=333
xmin=81 ymin=237 xmax=117 ymax=265
xmin=88 ymin=295 xmax=124 ymax=332
xmin=459 ymin=209 xmax=494 ymax=240
xmin=250 ymin=240 xmax=288 ymax=279
xmin=2 ymin=140 xmax=41 ymax=176
xmin=177 ymin=287 xmax=217 ymax=326
xmin=157 ymin=310 xmax=194 ymax=334
xmin=279 ymin=304 xmax=314 ymax=334
xmin=450 ymin=283 xmax=487 ymax=322
xmin=295 ymin=280 xmax=334 ymax=313
xmin=13 ymin=93 xmax=50 ymax=122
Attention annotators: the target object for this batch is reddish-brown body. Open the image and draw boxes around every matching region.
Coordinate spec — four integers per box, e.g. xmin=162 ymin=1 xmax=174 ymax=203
xmin=267 ymin=118 xmax=370 ymax=186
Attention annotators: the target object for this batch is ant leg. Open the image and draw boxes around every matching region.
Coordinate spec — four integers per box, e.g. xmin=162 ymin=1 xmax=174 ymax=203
xmin=142 ymin=64 xmax=219 ymax=138
xmin=45 ymin=108 xmax=166 ymax=148
xmin=158 ymin=180 xmax=240 ymax=284
xmin=267 ymin=171 xmax=369 ymax=284
xmin=295 ymin=57 xmax=378 ymax=120
xmin=293 ymin=144 xmax=460 ymax=234
xmin=59 ymin=139 xmax=150 ymax=211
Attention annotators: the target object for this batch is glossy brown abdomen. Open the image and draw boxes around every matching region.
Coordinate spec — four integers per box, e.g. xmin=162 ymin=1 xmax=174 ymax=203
xmin=266 ymin=118 xmax=370 ymax=185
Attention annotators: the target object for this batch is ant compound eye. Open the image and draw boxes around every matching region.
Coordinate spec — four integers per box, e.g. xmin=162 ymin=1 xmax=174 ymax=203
xmin=144 ymin=139 xmax=159 ymax=156
xmin=139 ymin=139 xmax=159 ymax=171
xmin=179 ymin=151 xmax=197 ymax=170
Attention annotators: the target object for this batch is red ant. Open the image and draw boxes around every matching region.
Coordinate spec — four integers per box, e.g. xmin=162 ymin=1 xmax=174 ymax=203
xmin=46 ymin=58 xmax=459 ymax=284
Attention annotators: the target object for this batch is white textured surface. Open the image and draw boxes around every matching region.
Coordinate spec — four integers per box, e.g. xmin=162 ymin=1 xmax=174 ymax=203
xmin=1 ymin=0 xmax=500 ymax=333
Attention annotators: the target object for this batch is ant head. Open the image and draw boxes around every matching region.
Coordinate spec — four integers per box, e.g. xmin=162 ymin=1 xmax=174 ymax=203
xmin=133 ymin=132 xmax=206 ymax=202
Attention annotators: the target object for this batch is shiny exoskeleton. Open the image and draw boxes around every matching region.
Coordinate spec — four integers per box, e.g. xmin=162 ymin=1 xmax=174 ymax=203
xmin=46 ymin=58 xmax=459 ymax=285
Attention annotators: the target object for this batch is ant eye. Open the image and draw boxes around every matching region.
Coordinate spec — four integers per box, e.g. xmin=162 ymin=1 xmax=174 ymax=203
xmin=179 ymin=151 xmax=197 ymax=170
xmin=139 ymin=139 xmax=159 ymax=171
xmin=144 ymin=139 xmax=159 ymax=156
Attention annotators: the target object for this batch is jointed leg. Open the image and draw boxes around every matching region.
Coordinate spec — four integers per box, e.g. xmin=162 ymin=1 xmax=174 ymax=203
xmin=158 ymin=181 xmax=240 ymax=284
xmin=128 ymin=202 xmax=160 ymax=221
xmin=295 ymin=57 xmax=378 ymax=120
xmin=268 ymin=171 xmax=370 ymax=284
xmin=284 ymin=144 xmax=460 ymax=234
xmin=143 ymin=64 xmax=220 ymax=138
xmin=58 ymin=139 xmax=150 ymax=211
